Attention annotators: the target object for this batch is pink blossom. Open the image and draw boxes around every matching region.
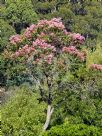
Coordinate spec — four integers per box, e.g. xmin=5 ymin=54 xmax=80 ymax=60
xmin=40 ymin=32 xmax=45 ymax=36
xmin=37 ymin=20 xmax=49 ymax=27
xmin=9 ymin=34 xmax=21 ymax=45
xmin=70 ymin=33 xmax=85 ymax=44
xmin=90 ymin=64 xmax=102 ymax=71
xmin=33 ymin=39 xmax=55 ymax=51
xmin=51 ymin=18 xmax=62 ymax=22
xmin=62 ymin=46 xmax=77 ymax=54
xmin=37 ymin=18 xmax=65 ymax=30
xmin=15 ymin=51 xmax=20 ymax=57
xmin=48 ymin=18 xmax=65 ymax=30
xmin=38 ymin=32 xmax=46 ymax=38
xmin=76 ymin=52 xmax=85 ymax=61
xmin=62 ymin=46 xmax=85 ymax=61
xmin=13 ymin=44 xmax=35 ymax=57
xmin=47 ymin=54 xmax=53 ymax=58
xmin=24 ymin=28 xmax=32 ymax=38
xmin=25 ymin=48 xmax=31 ymax=54
xmin=23 ymin=24 xmax=36 ymax=38
xmin=30 ymin=47 xmax=35 ymax=51
xmin=10 ymin=18 xmax=86 ymax=64
xmin=33 ymin=39 xmax=44 ymax=46
xmin=22 ymin=44 xmax=29 ymax=50
xmin=29 ymin=24 xmax=36 ymax=32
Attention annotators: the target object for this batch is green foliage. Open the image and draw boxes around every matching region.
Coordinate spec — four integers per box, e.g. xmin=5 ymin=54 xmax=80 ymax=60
xmin=85 ymin=43 xmax=102 ymax=82
xmin=1 ymin=0 xmax=38 ymax=33
xmin=1 ymin=87 xmax=46 ymax=136
xmin=43 ymin=123 xmax=102 ymax=136
xmin=0 ymin=19 xmax=15 ymax=51
xmin=86 ymin=43 xmax=102 ymax=67
xmin=1 ymin=86 xmax=102 ymax=136
xmin=0 ymin=19 xmax=15 ymax=86
xmin=50 ymin=79 xmax=102 ymax=128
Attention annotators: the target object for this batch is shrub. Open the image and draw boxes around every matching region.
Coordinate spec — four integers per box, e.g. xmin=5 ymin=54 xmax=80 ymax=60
xmin=43 ymin=123 xmax=102 ymax=136
xmin=1 ymin=87 xmax=46 ymax=136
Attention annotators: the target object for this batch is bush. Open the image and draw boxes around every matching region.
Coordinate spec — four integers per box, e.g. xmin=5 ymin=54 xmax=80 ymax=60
xmin=1 ymin=87 xmax=46 ymax=136
xmin=43 ymin=123 xmax=102 ymax=136
xmin=49 ymin=79 xmax=102 ymax=129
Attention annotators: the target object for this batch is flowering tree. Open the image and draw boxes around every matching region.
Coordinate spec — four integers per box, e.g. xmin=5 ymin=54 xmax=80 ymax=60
xmin=6 ymin=18 xmax=89 ymax=130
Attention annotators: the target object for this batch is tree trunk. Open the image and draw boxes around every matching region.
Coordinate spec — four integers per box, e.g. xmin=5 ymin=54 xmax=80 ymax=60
xmin=43 ymin=105 xmax=54 ymax=131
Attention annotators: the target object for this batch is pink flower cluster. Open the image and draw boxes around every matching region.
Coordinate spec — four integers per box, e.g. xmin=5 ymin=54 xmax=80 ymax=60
xmin=13 ymin=44 xmax=35 ymax=57
xmin=62 ymin=46 xmax=76 ymax=54
xmin=90 ymin=64 xmax=102 ymax=71
xmin=9 ymin=34 xmax=22 ymax=45
xmin=48 ymin=18 xmax=65 ymax=30
xmin=38 ymin=32 xmax=46 ymax=38
xmin=63 ymin=31 xmax=85 ymax=45
xmin=10 ymin=18 xmax=86 ymax=64
xmin=33 ymin=39 xmax=56 ymax=51
xmin=23 ymin=18 xmax=64 ymax=39
xmin=24 ymin=24 xmax=36 ymax=38
xmin=62 ymin=46 xmax=85 ymax=61
xmin=37 ymin=19 xmax=48 ymax=27
xmin=70 ymin=33 xmax=85 ymax=44
xmin=37 ymin=18 xmax=65 ymax=30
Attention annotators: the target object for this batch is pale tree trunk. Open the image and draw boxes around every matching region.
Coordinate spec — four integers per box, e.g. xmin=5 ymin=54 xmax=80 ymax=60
xmin=43 ymin=105 xmax=54 ymax=131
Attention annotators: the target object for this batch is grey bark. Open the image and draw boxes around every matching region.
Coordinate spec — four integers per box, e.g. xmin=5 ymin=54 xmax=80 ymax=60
xmin=43 ymin=105 xmax=54 ymax=131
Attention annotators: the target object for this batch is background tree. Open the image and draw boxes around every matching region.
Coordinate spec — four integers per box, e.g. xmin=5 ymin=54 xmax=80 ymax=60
xmin=0 ymin=0 xmax=38 ymax=33
xmin=0 ymin=19 xmax=15 ymax=86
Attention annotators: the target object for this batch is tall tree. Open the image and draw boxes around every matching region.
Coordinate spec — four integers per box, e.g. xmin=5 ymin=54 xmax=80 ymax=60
xmin=5 ymin=18 xmax=88 ymax=130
